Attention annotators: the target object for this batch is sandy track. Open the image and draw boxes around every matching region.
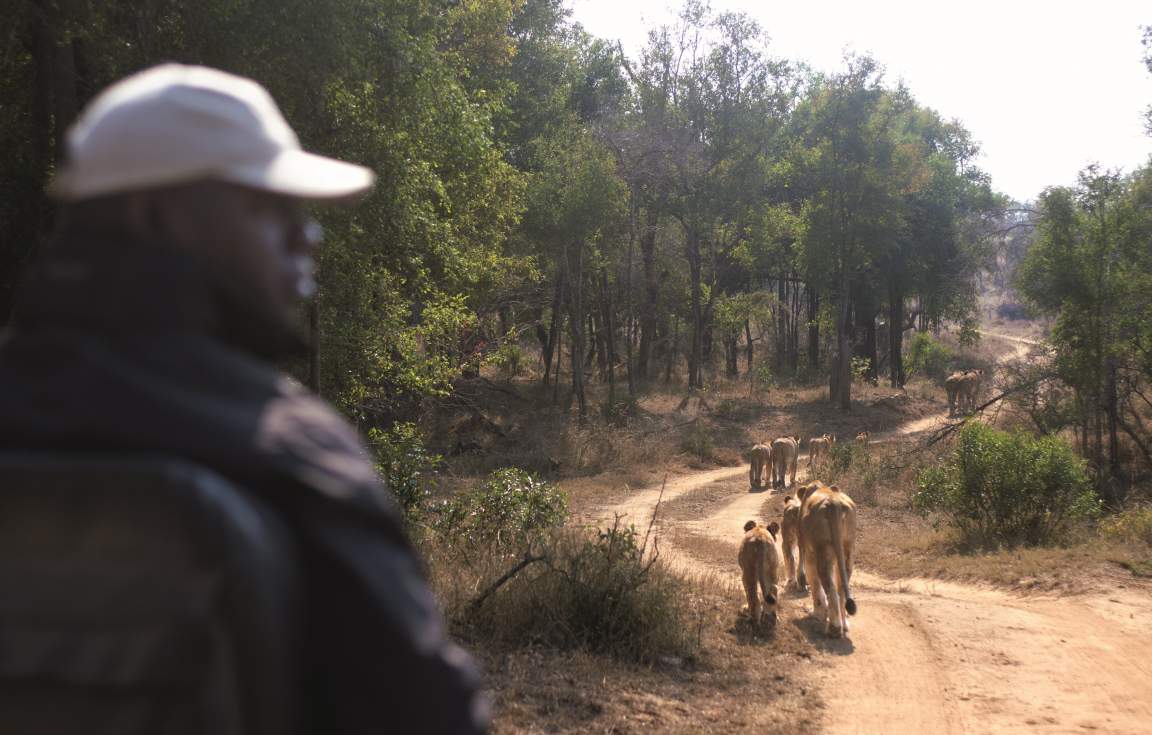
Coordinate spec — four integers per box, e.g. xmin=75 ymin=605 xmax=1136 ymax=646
xmin=587 ymin=332 xmax=1152 ymax=734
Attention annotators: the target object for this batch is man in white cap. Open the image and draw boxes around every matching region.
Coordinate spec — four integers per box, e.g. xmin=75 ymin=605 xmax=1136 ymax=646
xmin=0 ymin=65 xmax=489 ymax=733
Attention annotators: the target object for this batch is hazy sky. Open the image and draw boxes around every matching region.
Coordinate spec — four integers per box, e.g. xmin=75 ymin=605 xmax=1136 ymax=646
xmin=568 ymin=0 xmax=1152 ymax=203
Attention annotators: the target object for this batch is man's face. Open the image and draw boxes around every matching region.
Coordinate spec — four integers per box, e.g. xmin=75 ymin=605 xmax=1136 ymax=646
xmin=157 ymin=181 xmax=319 ymax=331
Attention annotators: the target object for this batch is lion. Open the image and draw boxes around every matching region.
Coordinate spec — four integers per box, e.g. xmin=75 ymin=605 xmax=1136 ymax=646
xmin=781 ymin=494 xmax=803 ymax=590
xmin=770 ymin=435 xmax=800 ymax=489
xmin=738 ymin=520 xmax=782 ymax=627
xmin=807 ymin=433 xmax=835 ymax=470
xmin=944 ymin=371 xmax=966 ymax=416
xmin=799 ymin=482 xmax=857 ymax=638
xmin=748 ymin=443 xmax=773 ymax=489
xmin=958 ymin=369 xmax=985 ymax=413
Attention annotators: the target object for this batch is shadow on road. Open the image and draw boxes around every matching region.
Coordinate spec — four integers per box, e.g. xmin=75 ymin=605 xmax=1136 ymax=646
xmin=729 ymin=615 xmax=780 ymax=646
xmin=790 ymin=615 xmax=856 ymax=655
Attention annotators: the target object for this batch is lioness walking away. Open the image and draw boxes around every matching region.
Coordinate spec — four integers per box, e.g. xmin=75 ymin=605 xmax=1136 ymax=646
xmin=770 ymin=435 xmax=800 ymax=489
xmin=807 ymin=433 xmax=835 ymax=470
xmin=799 ymin=483 xmax=857 ymax=638
xmin=738 ymin=520 xmax=782 ymax=627
xmin=781 ymin=495 xmax=803 ymax=590
xmin=748 ymin=443 xmax=772 ymax=488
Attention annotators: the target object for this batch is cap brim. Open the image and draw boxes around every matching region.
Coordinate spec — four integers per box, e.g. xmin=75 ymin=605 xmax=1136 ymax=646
xmin=223 ymin=149 xmax=375 ymax=201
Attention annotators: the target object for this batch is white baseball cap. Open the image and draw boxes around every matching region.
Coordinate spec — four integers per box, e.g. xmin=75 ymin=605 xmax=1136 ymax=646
xmin=50 ymin=64 xmax=375 ymax=201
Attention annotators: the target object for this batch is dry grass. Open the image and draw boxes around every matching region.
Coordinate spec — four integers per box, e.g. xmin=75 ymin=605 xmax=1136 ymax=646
xmin=478 ymin=574 xmax=822 ymax=734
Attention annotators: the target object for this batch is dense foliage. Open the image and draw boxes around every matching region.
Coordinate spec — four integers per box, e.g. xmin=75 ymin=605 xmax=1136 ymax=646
xmin=432 ymin=467 xmax=568 ymax=550
xmin=1015 ymin=163 xmax=1152 ymax=502
xmin=0 ymin=0 xmax=1003 ymax=431
xmin=914 ymin=423 xmax=1099 ymax=548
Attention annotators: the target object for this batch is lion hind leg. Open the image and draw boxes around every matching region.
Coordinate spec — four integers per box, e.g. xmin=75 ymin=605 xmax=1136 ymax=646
xmin=804 ymin=551 xmax=825 ymax=616
xmin=817 ymin=556 xmax=841 ymax=638
xmin=742 ymin=568 xmax=761 ymax=626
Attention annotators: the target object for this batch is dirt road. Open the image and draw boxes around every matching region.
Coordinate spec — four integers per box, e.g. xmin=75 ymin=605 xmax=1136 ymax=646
xmin=590 ymin=333 xmax=1152 ymax=734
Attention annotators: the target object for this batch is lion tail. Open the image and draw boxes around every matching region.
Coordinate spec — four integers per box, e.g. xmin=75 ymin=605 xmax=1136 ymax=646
xmin=827 ymin=499 xmax=856 ymax=616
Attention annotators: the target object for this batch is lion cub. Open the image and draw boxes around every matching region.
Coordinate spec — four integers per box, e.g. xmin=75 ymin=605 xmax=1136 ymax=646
xmin=738 ymin=520 xmax=782 ymax=627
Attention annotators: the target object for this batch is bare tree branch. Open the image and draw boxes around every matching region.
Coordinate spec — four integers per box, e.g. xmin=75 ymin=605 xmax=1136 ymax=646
xmin=468 ymin=550 xmax=547 ymax=612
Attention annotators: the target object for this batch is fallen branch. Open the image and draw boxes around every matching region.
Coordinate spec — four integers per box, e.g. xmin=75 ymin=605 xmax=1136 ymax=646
xmin=924 ymin=378 xmax=1048 ymax=447
xmin=640 ymin=474 xmax=668 ymax=560
xmin=468 ymin=550 xmax=547 ymax=612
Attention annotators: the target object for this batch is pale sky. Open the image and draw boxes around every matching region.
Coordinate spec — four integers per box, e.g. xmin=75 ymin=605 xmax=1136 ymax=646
xmin=568 ymin=0 xmax=1152 ymax=203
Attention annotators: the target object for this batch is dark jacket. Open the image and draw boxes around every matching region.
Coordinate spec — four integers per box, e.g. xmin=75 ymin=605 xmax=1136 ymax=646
xmin=0 ymin=237 xmax=489 ymax=733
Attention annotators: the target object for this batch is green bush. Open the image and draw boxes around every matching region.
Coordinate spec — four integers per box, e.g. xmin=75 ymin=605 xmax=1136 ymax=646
xmin=914 ymin=423 xmax=1100 ymax=548
xmin=368 ymin=422 xmax=441 ymax=522
xmin=433 ymin=468 xmax=567 ymax=550
xmin=850 ymin=356 xmax=873 ymax=384
xmin=483 ymin=341 xmax=525 ymax=377
xmin=752 ymin=364 xmax=775 ymax=394
xmin=827 ymin=441 xmax=869 ymax=478
xmin=465 ymin=523 xmax=697 ymax=663
xmin=1100 ymin=506 xmax=1152 ymax=546
xmin=679 ymin=421 xmax=715 ymax=462
xmin=903 ymin=332 xmax=954 ymax=381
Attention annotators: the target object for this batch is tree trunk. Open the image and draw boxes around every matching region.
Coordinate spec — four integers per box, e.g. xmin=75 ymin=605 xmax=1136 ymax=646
xmin=590 ymin=311 xmax=606 ymax=380
xmin=552 ymin=310 xmax=563 ymax=405
xmin=860 ymin=292 xmax=877 ymax=383
xmin=625 ymin=202 xmax=636 ymax=403
xmin=542 ymin=270 xmax=564 ymax=386
xmin=834 ymin=277 xmax=852 ymax=410
xmin=724 ymin=332 xmax=738 ymax=378
xmin=568 ymin=244 xmax=587 ymax=421
xmin=789 ymin=276 xmax=801 ymax=373
xmin=601 ymin=268 xmax=617 ymax=408
xmin=807 ymin=286 xmax=819 ymax=371
xmin=665 ymin=317 xmax=678 ymax=384
xmin=686 ymin=230 xmax=703 ymax=390
xmin=744 ymin=319 xmax=754 ymax=374
xmin=1105 ymin=355 xmax=1121 ymax=503
xmin=637 ymin=208 xmax=659 ymax=382
xmin=889 ymin=283 xmax=905 ymax=388
xmin=775 ymin=276 xmax=787 ymax=373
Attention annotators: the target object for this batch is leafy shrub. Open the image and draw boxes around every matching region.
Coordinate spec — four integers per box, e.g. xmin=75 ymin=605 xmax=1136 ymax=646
xmin=903 ymin=332 xmax=954 ymax=381
xmin=751 ymin=364 xmax=775 ymax=394
xmin=1100 ymin=506 xmax=1152 ymax=546
xmin=433 ymin=468 xmax=567 ymax=550
xmin=679 ymin=421 xmax=715 ymax=462
xmin=821 ymin=441 xmax=883 ymax=503
xmin=368 ymin=422 xmax=441 ymax=521
xmin=826 ymin=441 xmax=869 ymax=478
xmin=600 ymin=397 xmax=635 ymax=426
xmin=483 ymin=341 xmax=524 ymax=376
xmin=956 ymin=316 xmax=981 ymax=347
xmin=914 ymin=423 xmax=1100 ymax=548
xmin=850 ymin=356 xmax=874 ymax=384
xmin=464 ymin=523 xmax=697 ymax=663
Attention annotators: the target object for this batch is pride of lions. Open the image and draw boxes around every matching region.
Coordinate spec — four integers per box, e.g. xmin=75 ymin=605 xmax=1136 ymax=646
xmin=741 ymin=434 xmax=859 ymax=638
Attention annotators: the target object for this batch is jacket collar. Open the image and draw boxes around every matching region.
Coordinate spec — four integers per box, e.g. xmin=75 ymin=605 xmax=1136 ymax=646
xmin=14 ymin=234 xmax=306 ymax=359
